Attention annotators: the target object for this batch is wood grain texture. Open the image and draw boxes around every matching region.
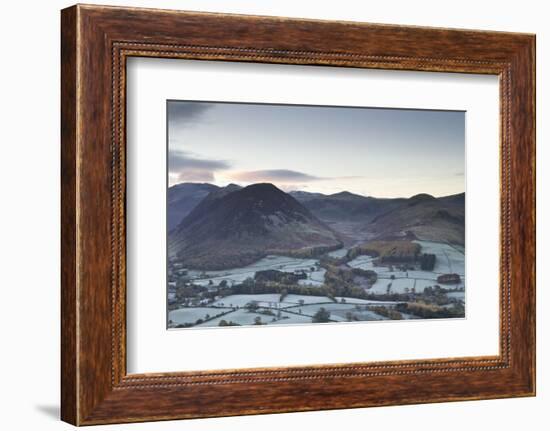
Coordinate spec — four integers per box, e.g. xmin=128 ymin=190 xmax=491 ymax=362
xmin=60 ymin=4 xmax=536 ymax=425
xmin=60 ymin=5 xmax=78 ymax=425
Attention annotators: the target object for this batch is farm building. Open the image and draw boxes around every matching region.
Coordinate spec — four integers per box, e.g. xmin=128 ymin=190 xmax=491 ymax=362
xmin=436 ymin=273 xmax=461 ymax=284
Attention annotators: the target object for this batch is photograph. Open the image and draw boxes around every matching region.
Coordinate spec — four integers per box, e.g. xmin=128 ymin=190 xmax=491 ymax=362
xmin=166 ymin=101 xmax=466 ymax=329
xmin=52 ymin=3 xmax=537 ymax=426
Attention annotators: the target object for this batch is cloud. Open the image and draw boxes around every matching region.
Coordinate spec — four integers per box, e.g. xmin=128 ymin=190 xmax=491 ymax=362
xmin=168 ymin=102 xmax=212 ymax=127
xmin=169 ymin=150 xmax=231 ymax=183
xmin=229 ymin=169 xmax=324 ymax=184
xmin=169 ymin=150 xmax=229 ymax=171
xmin=175 ymin=169 xmax=215 ymax=183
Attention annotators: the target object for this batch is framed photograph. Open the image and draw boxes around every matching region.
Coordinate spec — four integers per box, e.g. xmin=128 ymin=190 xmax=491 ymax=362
xmin=61 ymin=4 xmax=536 ymax=425
xmin=164 ymin=100 xmax=467 ymax=331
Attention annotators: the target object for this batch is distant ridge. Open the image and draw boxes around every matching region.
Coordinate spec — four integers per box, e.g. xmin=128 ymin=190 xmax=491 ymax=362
xmin=290 ymin=189 xmax=406 ymax=223
xmin=366 ymin=192 xmax=465 ymax=245
xmin=167 ymin=182 xmax=219 ymax=231
xmin=167 ymin=182 xmax=466 ymax=266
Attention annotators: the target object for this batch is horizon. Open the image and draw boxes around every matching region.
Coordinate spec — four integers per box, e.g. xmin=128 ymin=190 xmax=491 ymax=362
xmin=168 ymin=101 xmax=465 ymax=198
xmin=168 ymin=180 xmax=465 ymax=200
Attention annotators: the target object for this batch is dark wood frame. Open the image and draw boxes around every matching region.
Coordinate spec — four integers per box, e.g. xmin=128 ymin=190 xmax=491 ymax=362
xmin=61 ymin=4 xmax=536 ymax=426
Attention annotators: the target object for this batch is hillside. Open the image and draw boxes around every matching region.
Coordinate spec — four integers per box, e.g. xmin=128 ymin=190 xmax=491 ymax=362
xmin=168 ymin=183 xmax=342 ymax=269
xmin=365 ymin=192 xmax=465 ymax=245
xmin=290 ymin=190 xmax=405 ymax=223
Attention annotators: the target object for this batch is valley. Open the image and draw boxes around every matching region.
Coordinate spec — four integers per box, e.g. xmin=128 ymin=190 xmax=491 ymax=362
xmin=167 ymin=183 xmax=466 ymax=329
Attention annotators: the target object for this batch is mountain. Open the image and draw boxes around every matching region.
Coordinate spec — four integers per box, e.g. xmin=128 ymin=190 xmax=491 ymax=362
xmin=290 ymin=190 xmax=405 ymax=223
xmin=365 ymin=192 xmax=465 ymax=245
xmin=167 ymin=183 xmax=219 ymax=231
xmin=169 ymin=183 xmax=342 ymax=269
xmin=291 ymin=189 xmax=465 ymax=246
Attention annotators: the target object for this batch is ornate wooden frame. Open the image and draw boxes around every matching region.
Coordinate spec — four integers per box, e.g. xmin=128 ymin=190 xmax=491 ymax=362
xmin=61 ymin=4 xmax=536 ymax=426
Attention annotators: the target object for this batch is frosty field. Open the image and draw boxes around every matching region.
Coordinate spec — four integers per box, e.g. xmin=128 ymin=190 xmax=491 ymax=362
xmin=168 ymin=239 xmax=465 ymax=328
xmin=169 ymin=307 xmax=233 ymax=326
xmin=187 ymin=255 xmax=319 ymax=287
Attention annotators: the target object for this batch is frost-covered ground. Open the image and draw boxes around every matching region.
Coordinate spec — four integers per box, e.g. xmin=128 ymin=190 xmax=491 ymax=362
xmin=212 ymin=294 xmax=283 ymax=308
xmin=170 ymin=240 xmax=465 ymax=327
xmin=284 ymin=294 xmax=332 ymax=304
xmin=298 ymin=268 xmax=326 ymax=286
xmin=169 ymin=307 xmax=232 ymax=325
xmin=275 ymin=311 xmax=317 ymax=324
xmin=327 ymin=248 xmax=348 ymax=258
xmin=346 ymin=240 xmax=465 ymax=294
xmin=211 ymin=293 xmax=398 ymax=309
xmin=188 ymin=255 xmax=318 ymax=287
xmin=212 ymin=293 xmax=349 ymax=308
xmin=284 ymin=302 xmax=395 ymax=322
xmin=348 ymin=255 xmax=384 ymax=271
xmin=195 ymin=309 xmax=268 ymax=326
xmin=413 ymin=240 xmax=465 ymax=276
xmin=334 ymin=297 xmax=398 ymax=305
xmin=194 ymin=309 xmax=269 ymax=327
xmin=170 ymin=294 xmax=405 ymax=327
xmin=185 ymin=242 xmax=464 ymax=295
xmin=184 ymin=302 xmax=401 ymax=327
xmin=195 ymin=308 xmax=323 ymax=327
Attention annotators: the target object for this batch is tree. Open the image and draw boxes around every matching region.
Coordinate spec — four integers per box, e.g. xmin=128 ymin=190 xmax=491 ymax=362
xmin=243 ymin=277 xmax=255 ymax=288
xmin=219 ymin=279 xmax=228 ymax=288
xmin=312 ymin=307 xmax=331 ymax=323
xmin=254 ymin=316 xmax=262 ymax=325
xmin=246 ymin=301 xmax=259 ymax=312
xmin=219 ymin=320 xmax=240 ymax=327
xmin=420 ymin=253 xmax=436 ymax=270
xmin=345 ymin=311 xmax=353 ymax=322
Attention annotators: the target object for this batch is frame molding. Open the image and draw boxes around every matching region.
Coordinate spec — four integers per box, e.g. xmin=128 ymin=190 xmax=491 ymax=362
xmin=61 ymin=4 xmax=535 ymax=425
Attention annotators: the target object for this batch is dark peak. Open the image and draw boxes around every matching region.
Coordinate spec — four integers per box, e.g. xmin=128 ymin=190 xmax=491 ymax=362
xmin=244 ymin=182 xmax=280 ymax=190
xmin=224 ymin=183 xmax=241 ymax=189
xmin=406 ymin=193 xmax=436 ymax=207
xmin=169 ymin=182 xmax=216 ymax=190
xmin=240 ymin=182 xmax=283 ymax=195
xmin=200 ymin=183 xmax=241 ymax=203
xmin=438 ymin=192 xmax=465 ymax=202
xmin=447 ymin=192 xmax=465 ymax=198
xmin=220 ymin=183 xmax=242 ymax=192
xmin=408 ymin=193 xmax=436 ymax=202
xmin=329 ymin=191 xmax=362 ymax=199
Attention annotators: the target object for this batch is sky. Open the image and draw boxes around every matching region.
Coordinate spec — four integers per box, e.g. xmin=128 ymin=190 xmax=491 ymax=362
xmin=167 ymin=100 xmax=465 ymax=198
